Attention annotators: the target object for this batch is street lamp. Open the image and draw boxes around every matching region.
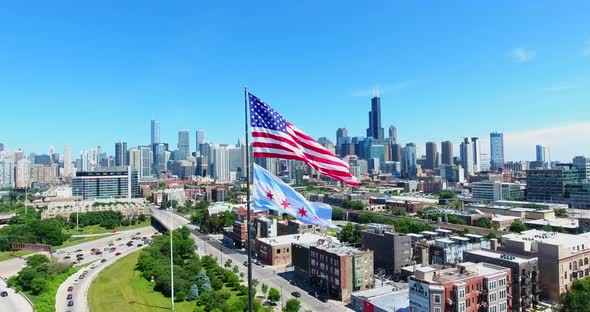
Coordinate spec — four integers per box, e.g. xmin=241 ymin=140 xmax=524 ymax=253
xmin=75 ymin=188 xmax=79 ymax=232
xmin=168 ymin=199 xmax=175 ymax=311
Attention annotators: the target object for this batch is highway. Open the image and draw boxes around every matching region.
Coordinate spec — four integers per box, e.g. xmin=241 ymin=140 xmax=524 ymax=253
xmin=55 ymin=227 xmax=157 ymax=312
xmin=153 ymin=208 xmax=350 ymax=312
xmin=0 ymin=277 xmax=33 ymax=312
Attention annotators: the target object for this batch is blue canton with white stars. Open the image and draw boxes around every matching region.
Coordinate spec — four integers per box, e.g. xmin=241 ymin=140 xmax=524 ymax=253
xmin=249 ymin=93 xmax=288 ymax=132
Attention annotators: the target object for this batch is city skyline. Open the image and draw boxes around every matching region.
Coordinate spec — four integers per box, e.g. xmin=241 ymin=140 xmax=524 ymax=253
xmin=1 ymin=2 xmax=589 ymax=160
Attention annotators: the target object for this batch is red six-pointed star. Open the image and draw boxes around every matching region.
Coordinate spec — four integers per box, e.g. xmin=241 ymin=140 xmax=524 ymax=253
xmin=281 ymin=199 xmax=290 ymax=209
xmin=266 ymin=191 xmax=274 ymax=200
xmin=298 ymin=207 xmax=307 ymax=217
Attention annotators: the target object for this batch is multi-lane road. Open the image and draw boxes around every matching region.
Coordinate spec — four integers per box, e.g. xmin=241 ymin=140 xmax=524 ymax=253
xmin=55 ymin=227 xmax=158 ymax=312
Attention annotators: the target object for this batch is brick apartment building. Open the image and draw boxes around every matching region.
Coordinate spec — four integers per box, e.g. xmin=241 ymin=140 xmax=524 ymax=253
xmin=293 ymin=240 xmax=374 ymax=302
xmin=409 ymin=262 xmax=511 ymax=312
xmin=255 ymin=233 xmax=331 ymax=266
xmin=464 ymin=249 xmax=540 ymax=312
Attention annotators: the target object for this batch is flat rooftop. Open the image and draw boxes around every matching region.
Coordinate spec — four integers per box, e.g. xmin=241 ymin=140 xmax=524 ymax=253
xmin=464 ymin=249 xmax=537 ymax=264
xmin=257 ymin=233 xmax=332 ymax=246
xmin=503 ymin=230 xmax=590 ymax=250
xmin=422 ymin=262 xmax=508 ymax=283
xmin=312 ymin=241 xmax=369 ymax=256
xmin=492 ymin=215 xmax=520 ymax=221
xmin=352 ymin=287 xmax=410 ymax=312
xmin=525 ymin=218 xmax=579 ymax=229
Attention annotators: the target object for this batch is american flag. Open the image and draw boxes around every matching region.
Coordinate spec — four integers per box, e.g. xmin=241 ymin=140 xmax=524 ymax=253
xmin=249 ymin=93 xmax=359 ymax=187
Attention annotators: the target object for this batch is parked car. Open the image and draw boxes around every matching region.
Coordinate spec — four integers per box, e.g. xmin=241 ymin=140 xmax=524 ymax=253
xmin=291 ymin=292 xmax=301 ymax=298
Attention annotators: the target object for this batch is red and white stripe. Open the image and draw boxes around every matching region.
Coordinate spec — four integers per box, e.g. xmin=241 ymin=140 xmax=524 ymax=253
xmin=252 ymin=122 xmax=359 ymax=186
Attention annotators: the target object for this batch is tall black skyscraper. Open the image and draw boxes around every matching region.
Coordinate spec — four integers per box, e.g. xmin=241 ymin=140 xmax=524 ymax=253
xmin=366 ymin=96 xmax=384 ymax=141
xmin=115 ymin=141 xmax=128 ymax=166
xmin=441 ymin=140 xmax=453 ymax=165
xmin=391 ymin=143 xmax=402 ymax=162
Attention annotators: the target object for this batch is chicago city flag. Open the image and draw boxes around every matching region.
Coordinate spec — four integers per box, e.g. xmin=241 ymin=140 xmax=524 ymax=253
xmin=253 ymin=164 xmax=337 ymax=228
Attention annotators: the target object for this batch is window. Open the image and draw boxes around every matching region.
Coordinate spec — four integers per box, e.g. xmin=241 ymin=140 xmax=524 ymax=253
xmin=498 ymin=278 xmax=506 ymax=287
xmin=489 ymin=293 xmax=497 ymax=302
xmin=580 ymin=259 xmax=584 ymax=267
xmin=277 ymin=249 xmax=281 ymax=254
xmin=434 ymin=294 xmax=441 ymax=304
xmin=500 ymin=302 xmax=507 ymax=312
xmin=490 ymin=306 xmax=497 ymax=312
xmin=488 ymin=281 xmax=497 ymax=290
xmin=434 ymin=308 xmax=441 ymax=312
xmin=499 ymin=289 xmax=506 ymax=299
xmin=459 ymin=289 xmax=465 ymax=299
xmin=458 ymin=302 xmax=465 ymax=312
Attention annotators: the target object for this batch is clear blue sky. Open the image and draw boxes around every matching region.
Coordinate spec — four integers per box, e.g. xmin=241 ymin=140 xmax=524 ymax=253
xmin=1 ymin=1 xmax=589 ymax=161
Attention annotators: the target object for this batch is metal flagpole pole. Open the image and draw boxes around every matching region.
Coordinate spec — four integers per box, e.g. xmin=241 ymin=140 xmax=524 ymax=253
xmin=169 ymin=199 xmax=175 ymax=311
xmin=244 ymin=86 xmax=253 ymax=312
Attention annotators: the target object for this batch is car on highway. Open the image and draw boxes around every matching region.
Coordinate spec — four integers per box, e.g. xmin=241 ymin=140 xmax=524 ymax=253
xmin=74 ymin=280 xmax=79 ymax=284
xmin=115 ymin=252 xmax=122 ymax=256
xmin=137 ymin=244 xmax=143 ymax=247
xmin=291 ymin=291 xmax=301 ymax=298
xmin=68 ymin=300 xmax=74 ymax=307
xmin=67 ymin=286 xmax=74 ymax=292
xmin=67 ymin=294 xmax=73 ymax=300
xmin=75 ymin=249 xmax=82 ymax=252
xmin=0 ymin=291 xmax=8 ymax=297
xmin=101 ymin=259 xmax=107 ymax=263
xmin=64 ymin=256 xmax=71 ymax=260
xmin=116 ymin=237 xmax=122 ymax=241
xmin=79 ymin=275 xmax=85 ymax=280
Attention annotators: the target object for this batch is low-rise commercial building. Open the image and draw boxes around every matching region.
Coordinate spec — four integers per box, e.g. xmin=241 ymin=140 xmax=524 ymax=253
xmin=409 ymin=262 xmax=511 ymax=312
xmin=501 ymin=229 xmax=590 ymax=301
xmin=351 ymin=286 xmax=410 ymax=312
xmin=255 ymin=233 xmax=331 ymax=266
xmin=464 ymin=249 xmax=540 ymax=312
xmin=41 ymin=198 xmax=150 ymax=219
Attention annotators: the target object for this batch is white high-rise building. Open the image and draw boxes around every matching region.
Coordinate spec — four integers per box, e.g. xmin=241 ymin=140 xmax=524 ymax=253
xmin=80 ymin=150 xmax=89 ymax=171
xmin=16 ymin=159 xmax=31 ymax=188
xmin=196 ymin=130 xmax=206 ymax=156
xmin=460 ymin=138 xmax=474 ymax=176
xmin=209 ymin=144 xmax=231 ymax=182
xmin=0 ymin=158 xmax=14 ymax=188
xmin=63 ymin=145 xmax=73 ymax=177
xmin=128 ymin=148 xmax=141 ymax=174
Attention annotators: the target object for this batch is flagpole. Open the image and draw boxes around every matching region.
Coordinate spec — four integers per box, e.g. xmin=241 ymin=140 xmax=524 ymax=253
xmin=244 ymin=86 xmax=254 ymax=312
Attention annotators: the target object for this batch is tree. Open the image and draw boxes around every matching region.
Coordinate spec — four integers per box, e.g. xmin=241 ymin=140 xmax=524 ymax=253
xmin=195 ymin=271 xmax=212 ymax=292
xmin=187 ymin=284 xmax=199 ymax=301
xmin=27 ymin=255 xmax=49 ymax=268
xmin=284 ymin=298 xmax=301 ymax=312
xmin=473 ymin=218 xmax=492 ymax=229
xmin=331 ymin=209 xmax=344 ymax=220
xmin=542 ymin=225 xmax=553 ymax=232
xmin=225 ymin=259 xmax=233 ymax=268
xmin=232 ymin=265 xmax=239 ymax=274
xmin=509 ymin=220 xmax=527 ymax=233
xmin=438 ymin=191 xmax=456 ymax=199
xmin=558 ymin=276 xmax=590 ymax=312
xmin=340 ymin=222 xmax=358 ymax=244
xmin=30 ymin=277 xmax=47 ymax=295
xmin=268 ymin=287 xmax=281 ymax=304
xmin=252 ymin=279 xmax=259 ymax=287
xmin=555 ymin=208 xmax=568 ymax=217
xmin=261 ymin=283 xmax=269 ymax=296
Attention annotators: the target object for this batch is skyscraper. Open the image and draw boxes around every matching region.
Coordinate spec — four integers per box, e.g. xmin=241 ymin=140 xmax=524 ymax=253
xmin=152 ymin=143 xmax=167 ymax=174
xmin=471 ymin=137 xmax=481 ymax=173
xmin=177 ymin=130 xmax=190 ymax=160
xmin=536 ymin=145 xmax=547 ymax=162
xmin=425 ymin=142 xmax=437 ymax=170
xmin=196 ymin=130 xmax=205 ymax=156
xmin=573 ymin=156 xmax=590 ymax=182
xmin=490 ymin=132 xmax=504 ymax=171
xmin=366 ymin=96 xmax=384 ymax=141
xmin=16 ymin=159 xmax=31 ymax=188
xmin=336 ymin=128 xmax=348 ymax=140
xmin=115 ymin=141 xmax=128 ymax=166
xmin=0 ymin=158 xmax=14 ymax=188
xmin=388 ymin=125 xmax=397 ymax=144
xmin=63 ymin=145 xmax=73 ymax=177
xmin=460 ymin=138 xmax=474 ymax=176
xmin=139 ymin=146 xmax=153 ymax=178
xmin=0 ymin=143 xmax=4 ymax=152
xmin=128 ymin=148 xmax=141 ymax=174
xmin=404 ymin=143 xmax=417 ymax=179
xmin=441 ymin=141 xmax=453 ymax=165
xmin=151 ymin=120 xmax=160 ymax=145
xmin=391 ymin=143 xmax=402 ymax=162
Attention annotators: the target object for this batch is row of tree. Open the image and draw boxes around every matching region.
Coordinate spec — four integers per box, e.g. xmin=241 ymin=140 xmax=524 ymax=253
xmin=0 ymin=215 xmax=70 ymax=251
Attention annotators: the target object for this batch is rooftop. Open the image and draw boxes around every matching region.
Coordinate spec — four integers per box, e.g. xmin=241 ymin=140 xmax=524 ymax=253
xmin=258 ymin=233 xmax=332 ymax=246
xmin=502 ymin=230 xmax=590 ymax=252
xmin=418 ymin=262 xmax=509 ymax=284
xmin=492 ymin=215 xmax=520 ymax=222
xmin=464 ymin=249 xmax=537 ymax=264
xmin=352 ymin=287 xmax=410 ymax=312
xmin=311 ymin=240 xmax=370 ymax=256
xmin=524 ymin=218 xmax=579 ymax=229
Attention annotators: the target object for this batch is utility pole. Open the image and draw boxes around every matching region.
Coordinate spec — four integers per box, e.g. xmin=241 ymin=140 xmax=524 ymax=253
xmin=75 ymin=188 xmax=79 ymax=232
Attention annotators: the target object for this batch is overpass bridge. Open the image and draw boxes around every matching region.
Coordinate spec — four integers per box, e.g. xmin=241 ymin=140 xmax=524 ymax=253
xmin=150 ymin=206 xmax=190 ymax=232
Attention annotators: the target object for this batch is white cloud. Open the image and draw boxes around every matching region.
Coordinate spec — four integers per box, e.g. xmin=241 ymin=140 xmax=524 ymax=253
xmin=542 ymin=83 xmax=577 ymax=92
xmin=510 ymin=47 xmax=536 ymax=63
xmin=503 ymin=122 xmax=590 ymax=161
xmin=352 ymin=81 xmax=410 ymax=97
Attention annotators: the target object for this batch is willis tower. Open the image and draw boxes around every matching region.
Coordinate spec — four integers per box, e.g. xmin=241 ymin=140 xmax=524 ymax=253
xmin=366 ymin=96 xmax=384 ymax=141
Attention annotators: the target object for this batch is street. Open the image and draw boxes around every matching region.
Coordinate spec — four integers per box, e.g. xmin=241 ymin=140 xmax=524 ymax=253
xmin=0 ymin=277 xmax=33 ymax=312
xmin=55 ymin=226 xmax=158 ymax=312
